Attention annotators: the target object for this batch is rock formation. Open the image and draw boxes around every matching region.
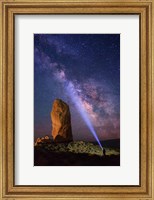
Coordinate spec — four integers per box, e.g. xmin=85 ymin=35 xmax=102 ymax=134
xmin=34 ymin=135 xmax=51 ymax=146
xmin=51 ymin=99 xmax=73 ymax=142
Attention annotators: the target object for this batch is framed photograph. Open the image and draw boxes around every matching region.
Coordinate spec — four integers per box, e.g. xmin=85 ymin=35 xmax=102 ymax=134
xmin=0 ymin=0 xmax=154 ymax=199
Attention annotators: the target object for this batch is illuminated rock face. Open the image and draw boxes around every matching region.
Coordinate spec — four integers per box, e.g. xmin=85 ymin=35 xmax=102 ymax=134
xmin=51 ymin=99 xmax=73 ymax=142
xmin=34 ymin=135 xmax=51 ymax=146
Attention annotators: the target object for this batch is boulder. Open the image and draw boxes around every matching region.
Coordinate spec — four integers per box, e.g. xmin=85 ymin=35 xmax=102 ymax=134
xmin=51 ymin=99 xmax=73 ymax=142
xmin=35 ymin=135 xmax=51 ymax=146
xmin=35 ymin=137 xmax=42 ymax=146
xmin=44 ymin=135 xmax=49 ymax=140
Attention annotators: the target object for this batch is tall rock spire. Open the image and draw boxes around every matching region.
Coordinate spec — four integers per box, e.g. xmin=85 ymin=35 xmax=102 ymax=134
xmin=51 ymin=99 xmax=73 ymax=142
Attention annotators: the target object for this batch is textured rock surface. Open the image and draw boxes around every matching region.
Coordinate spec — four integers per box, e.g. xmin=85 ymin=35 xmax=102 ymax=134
xmin=34 ymin=135 xmax=51 ymax=146
xmin=51 ymin=99 xmax=73 ymax=142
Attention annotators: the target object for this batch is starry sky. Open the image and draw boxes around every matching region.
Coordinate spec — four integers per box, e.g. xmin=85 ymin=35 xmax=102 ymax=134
xmin=34 ymin=34 xmax=120 ymax=141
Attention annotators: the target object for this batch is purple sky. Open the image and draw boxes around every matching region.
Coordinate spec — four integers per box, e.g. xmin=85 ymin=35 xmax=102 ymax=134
xmin=34 ymin=34 xmax=120 ymax=141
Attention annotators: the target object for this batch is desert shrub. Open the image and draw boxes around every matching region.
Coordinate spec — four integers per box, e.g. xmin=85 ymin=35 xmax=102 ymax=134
xmin=35 ymin=138 xmax=119 ymax=156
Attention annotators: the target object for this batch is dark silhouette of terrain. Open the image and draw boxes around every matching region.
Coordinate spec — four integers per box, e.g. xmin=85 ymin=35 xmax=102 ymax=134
xmin=34 ymin=147 xmax=120 ymax=166
xmin=34 ymin=138 xmax=120 ymax=166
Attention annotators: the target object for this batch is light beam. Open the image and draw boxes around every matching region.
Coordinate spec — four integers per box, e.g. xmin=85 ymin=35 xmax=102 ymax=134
xmin=65 ymin=81 xmax=103 ymax=150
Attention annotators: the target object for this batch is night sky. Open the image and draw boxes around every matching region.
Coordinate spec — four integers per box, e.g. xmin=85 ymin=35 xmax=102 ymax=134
xmin=34 ymin=34 xmax=120 ymax=141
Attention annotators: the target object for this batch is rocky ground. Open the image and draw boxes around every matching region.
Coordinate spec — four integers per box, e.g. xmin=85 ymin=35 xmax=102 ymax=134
xmin=34 ymin=137 xmax=120 ymax=166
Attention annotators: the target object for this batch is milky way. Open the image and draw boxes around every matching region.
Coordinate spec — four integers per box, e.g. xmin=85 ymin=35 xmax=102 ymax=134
xmin=34 ymin=34 xmax=120 ymax=141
